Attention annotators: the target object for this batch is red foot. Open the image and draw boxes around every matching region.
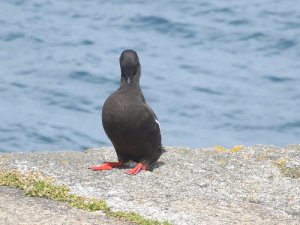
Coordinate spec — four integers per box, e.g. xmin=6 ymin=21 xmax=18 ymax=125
xmin=88 ymin=161 xmax=124 ymax=171
xmin=125 ymin=163 xmax=147 ymax=175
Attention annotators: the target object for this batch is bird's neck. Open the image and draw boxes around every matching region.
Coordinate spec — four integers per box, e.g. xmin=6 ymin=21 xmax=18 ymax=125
xmin=119 ymin=65 xmax=141 ymax=88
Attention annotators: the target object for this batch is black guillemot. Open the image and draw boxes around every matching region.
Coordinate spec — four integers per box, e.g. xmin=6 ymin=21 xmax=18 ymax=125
xmin=88 ymin=50 xmax=163 ymax=175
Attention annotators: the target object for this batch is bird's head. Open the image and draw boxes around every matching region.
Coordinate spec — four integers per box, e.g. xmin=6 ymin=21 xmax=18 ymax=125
xmin=119 ymin=49 xmax=140 ymax=84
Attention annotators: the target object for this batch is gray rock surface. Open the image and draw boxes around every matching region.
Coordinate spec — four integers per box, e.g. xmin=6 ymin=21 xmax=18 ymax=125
xmin=0 ymin=186 xmax=131 ymax=225
xmin=1 ymin=145 xmax=300 ymax=224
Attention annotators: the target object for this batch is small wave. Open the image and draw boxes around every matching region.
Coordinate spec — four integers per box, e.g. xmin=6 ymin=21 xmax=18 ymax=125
xmin=229 ymin=19 xmax=250 ymax=26
xmin=239 ymin=32 xmax=265 ymax=41
xmin=15 ymin=69 xmax=36 ymax=76
xmin=193 ymin=86 xmax=223 ymax=95
xmin=62 ymin=103 xmax=92 ymax=113
xmin=1 ymin=32 xmax=25 ymax=42
xmin=69 ymin=71 xmax=116 ymax=84
xmin=264 ymin=75 xmax=294 ymax=83
xmin=72 ymin=131 xmax=107 ymax=145
xmin=81 ymin=39 xmax=94 ymax=45
xmin=275 ymin=38 xmax=296 ymax=50
xmin=29 ymin=132 xmax=56 ymax=144
xmin=180 ymin=64 xmax=211 ymax=74
xmin=201 ymin=7 xmax=234 ymax=16
xmin=10 ymin=82 xmax=27 ymax=88
xmin=129 ymin=16 xmax=195 ymax=38
xmin=280 ymin=121 xmax=300 ymax=130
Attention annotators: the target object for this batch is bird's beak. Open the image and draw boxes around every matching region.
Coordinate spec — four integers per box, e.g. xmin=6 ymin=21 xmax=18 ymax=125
xmin=124 ymin=69 xmax=134 ymax=84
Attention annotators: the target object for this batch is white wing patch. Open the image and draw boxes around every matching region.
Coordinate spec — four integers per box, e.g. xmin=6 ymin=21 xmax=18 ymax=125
xmin=155 ymin=119 xmax=160 ymax=129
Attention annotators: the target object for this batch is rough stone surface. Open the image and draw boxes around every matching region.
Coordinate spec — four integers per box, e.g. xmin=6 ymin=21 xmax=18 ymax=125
xmin=0 ymin=186 xmax=132 ymax=225
xmin=1 ymin=145 xmax=300 ymax=225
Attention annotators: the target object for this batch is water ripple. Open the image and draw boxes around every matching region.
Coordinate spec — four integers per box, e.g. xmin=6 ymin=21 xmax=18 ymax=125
xmin=69 ymin=71 xmax=116 ymax=84
xmin=264 ymin=75 xmax=294 ymax=83
xmin=193 ymin=87 xmax=223 ymax=95
xmin=275 ymin=39 xmax=296 ymax=50
xmin=129 ymin=16 xmax=195 ymax=38
xmin=1 ymin=32 xmax=25 ymax=41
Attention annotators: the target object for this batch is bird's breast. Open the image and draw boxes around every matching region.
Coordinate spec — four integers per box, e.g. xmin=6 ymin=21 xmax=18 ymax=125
xmin=102 ymin=95 xmax=144 ymax=131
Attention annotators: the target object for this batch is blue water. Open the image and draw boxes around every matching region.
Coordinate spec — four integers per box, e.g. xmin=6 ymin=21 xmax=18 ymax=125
xmin=1 ymin=0 xmax=300 ymax=152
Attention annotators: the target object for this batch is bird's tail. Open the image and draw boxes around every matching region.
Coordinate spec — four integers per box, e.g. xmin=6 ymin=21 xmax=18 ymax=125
xmin=161 ymin=146 xmax=166 ymax=154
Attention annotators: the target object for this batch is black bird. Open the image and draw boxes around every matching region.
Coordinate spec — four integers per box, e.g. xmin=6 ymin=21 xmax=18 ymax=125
xmin=89 ymin=50 xmax=163 ymax=175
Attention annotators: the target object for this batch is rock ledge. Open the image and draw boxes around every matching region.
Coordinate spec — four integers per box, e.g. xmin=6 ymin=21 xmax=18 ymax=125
xmin=1 ymin=145 xmax=300 ymax=225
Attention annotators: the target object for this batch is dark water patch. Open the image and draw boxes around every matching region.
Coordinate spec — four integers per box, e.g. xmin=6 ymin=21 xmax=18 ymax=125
xmin=56 ymin=135 xmax=73 ymax=142
xmin=94 ymin=105 xmax=102 ymax=111
xmin=229 ymin=124 xmax=276 ymax=131
xmin=152 ymin=75 xmax=165 ymax=80
xmin=0 ymin=137 xmax=18 ymax=143
xmin=223 ymin=109 xmax=245 ymax=119
xmin=47 ymin=99 xmax=62 ymax=106
xmin=108 ymin=47 xmax=129 ymax=54
xmin=170 ymin=89 xmax=184 ymax=95
xmin=71 ymin=13 xmax=90 ymax=19
xmin=239 ymin=32 xmax=266 ymax=41
xmin=44 ymin=92 xmax=92 ymax=113
xmin=213 ymin=7 xmax=234 ymax=14
xmin=86 ymin=53 xmax=101 ymax=62
xmin=264 ymin=75 xmax=294 ymax=83
xmin=0 ymin=149 xmax=10 ymax=153
xmin=10 ymin=82 xmax=27 ymax=89
xmin=72 ymin=14 xmax=81 ymax=19
xmin=79 ymin=98 xmax=93 ymax=106
xmin=56 ymin=42 xmax=77 ymax=47
xmin=275 ymin=39 xmax=296 ymax=50
xmin=28 ymin=35 xmax=44 ymax=43
xmin=291 ymin=94 xmax=300 ymax=100
xmin=2 ymin=124 xmax=26 ymax=133
xmin=179 ymin=111 xmax=198 ymax=118
xmin=72 ymin=131 xmax=107 ymax=145
xmin=69 ymin=71 xmax=116 ymax=84
xmin=50 ymin=125 xmax=68 ymax=130
xmin=229 ymin=19 xmax=250 ymax=26
xmin=62 ymin=103 xmax=92 ymax=113
xmin=256 ymin=39 xmax=296 ymax=55
xmin=129 ymin=16 xmax=195 ymax=38
xmin=1 ymin=32 xmax=25 ymax=42
xmin=193 ymin=86 xmax=223 ymax=95
xmin=109 ymin=16 xmax=123 ymax=22
xmin=50 ymin=90 xmax=68 ymax=98
xmin=15 ymin=69 xmax=36 ymax=76
xmin=29 ymin=132 xmax=56 ymax=144
xmin=233 ymin=64 xmax=248 ymax=70
xmin=180 ymin=64 xmax=211 ymax=75
xmin=281 ymin=21 xmax=300 ymax=29
xmin=189 ymin=104 xmax=201 ymax=110
xmin=81 ymin=39 xmax=94 ymax=45
xmin=260 ymin=10 xmax=294 ymax=17
xmin=201 ymin=7 xmax=234 ymax=16
xmin=0 ymin=87 xmax=7 ymax=93
xmin=280 ymin=121 xmax=300 ymax=130
xmin=188 ymin=40 xmax=204 ymax=46
xmin=38 ymin=90 xmax=67 ymax=106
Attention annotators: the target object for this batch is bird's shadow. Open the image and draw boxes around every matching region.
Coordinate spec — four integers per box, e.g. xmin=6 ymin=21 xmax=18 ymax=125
xmin=149 ymin=161 xmax=165 ymax=172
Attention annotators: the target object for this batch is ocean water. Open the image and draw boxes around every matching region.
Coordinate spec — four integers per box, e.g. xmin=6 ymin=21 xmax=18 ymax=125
xmin=0 ymin=0 xmax=299 ymax=152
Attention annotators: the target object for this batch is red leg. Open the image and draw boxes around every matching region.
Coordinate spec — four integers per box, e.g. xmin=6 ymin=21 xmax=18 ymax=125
xmin=125 ymin=163 xmax=147 ymax=175
xmin=88 ymin=161 xmax=125 ymax=171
